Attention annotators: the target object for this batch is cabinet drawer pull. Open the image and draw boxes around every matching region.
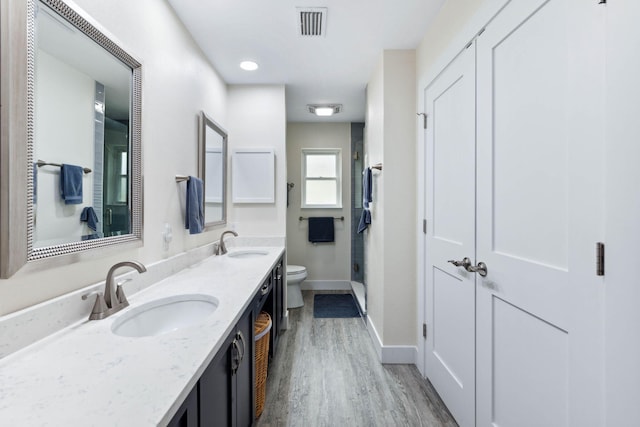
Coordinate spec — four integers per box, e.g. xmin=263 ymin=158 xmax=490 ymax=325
xmin=231 ymin=339 xmax=240 ymax=373
xmin=236 ymin=331 xmax=246 ymax=362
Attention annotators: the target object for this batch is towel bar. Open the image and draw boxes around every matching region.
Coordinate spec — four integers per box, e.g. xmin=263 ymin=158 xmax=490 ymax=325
xmin=175 ymin=175 xmax=190 ymax=182
xmin=299 ymin=216 xmax=344 ymax=221
xmin=36 ymin=160 xmax=92 ymax=174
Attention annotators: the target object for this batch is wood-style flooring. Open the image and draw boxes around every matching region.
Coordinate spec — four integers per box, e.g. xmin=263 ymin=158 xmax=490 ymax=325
xmin=256 ymin=291 xmax=458 ymax=427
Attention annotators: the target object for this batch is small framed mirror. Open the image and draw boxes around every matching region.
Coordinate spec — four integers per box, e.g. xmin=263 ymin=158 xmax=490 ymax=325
xmin=198 ymin=112 xmax=227 ymax=228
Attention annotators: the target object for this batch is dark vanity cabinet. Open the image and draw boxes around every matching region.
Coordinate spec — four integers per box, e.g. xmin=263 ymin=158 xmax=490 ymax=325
xmin=199 ymin=307 xmax=254 ymax=427
xmin=271 ymin=258 xmax=284 ymax=359
xmin=167 ymin=386 xmax=199 ymax=427
xmin=253 ymin=256 xmax=284 ymax=361
xmin=169 ymin=254 xmax=285 ymax=427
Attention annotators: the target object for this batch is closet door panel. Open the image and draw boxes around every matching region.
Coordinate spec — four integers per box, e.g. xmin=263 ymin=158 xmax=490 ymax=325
xmin=424 ymin=45 xmax=476 ymax=427
xmin=476 ymin=0 xmax=605 ymax=426
xmin=491 ymin=0 xmax=568 ymax=270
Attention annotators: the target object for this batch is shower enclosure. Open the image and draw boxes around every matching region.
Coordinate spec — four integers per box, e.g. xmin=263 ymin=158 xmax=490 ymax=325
xmin=351 ymin=123 xmax=366 ymax=314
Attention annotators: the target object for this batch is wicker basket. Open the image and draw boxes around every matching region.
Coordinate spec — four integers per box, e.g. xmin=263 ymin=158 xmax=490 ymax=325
xmin=254 ymin=311 xmax=272 ymax=418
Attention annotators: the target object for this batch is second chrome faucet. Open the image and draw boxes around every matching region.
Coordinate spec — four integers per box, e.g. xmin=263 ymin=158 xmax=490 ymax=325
xmin=215 ymin=230 xmax=238 ymax=255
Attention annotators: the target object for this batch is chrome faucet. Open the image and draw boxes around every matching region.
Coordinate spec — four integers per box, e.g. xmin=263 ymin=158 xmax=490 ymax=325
xmin=215 ymin=230 xmax=238 ymax=255
xmin=82 ymin=261 xmax=147 ymax=320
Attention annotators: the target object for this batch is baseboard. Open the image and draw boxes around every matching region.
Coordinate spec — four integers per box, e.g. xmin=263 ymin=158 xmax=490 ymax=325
xmin=382 ymin=345 xmax=418 ymax=365
xmin=367 ymin=317 xmax=418 ymax=365
xmin=300 ymin=280 xmax=351 ymax=291
xmin=367 ymin=317 xmax=384 ymax=362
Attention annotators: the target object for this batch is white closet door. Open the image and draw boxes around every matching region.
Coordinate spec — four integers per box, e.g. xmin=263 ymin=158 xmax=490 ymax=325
xmin=605 ymin=1 xmax=640 ymax=425
xmin=475 ymin=0 xmax=605 ymax=426
xmin=424 ymin=45 xmax=476 ymax=427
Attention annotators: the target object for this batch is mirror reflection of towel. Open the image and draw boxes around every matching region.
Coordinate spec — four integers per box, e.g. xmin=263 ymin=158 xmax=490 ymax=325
xmin=80 ymin=207 xmax=99 ymax=231
xmin=308 ymin=217 xmax=334 ymax=243
xmin=185 ymin=176 xmax=205 ymax=234
xmin=60 ymin=164 xmax=83 ymax=204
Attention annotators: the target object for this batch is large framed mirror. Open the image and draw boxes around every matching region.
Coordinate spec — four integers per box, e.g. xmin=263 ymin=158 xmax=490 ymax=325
xmin=0 ymin=0 xmax=142 ymax=277
xmin=198 ymin=112 xmax=227 ymax=228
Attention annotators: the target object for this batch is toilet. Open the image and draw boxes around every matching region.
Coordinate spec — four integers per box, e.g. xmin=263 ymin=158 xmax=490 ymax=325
xmin=286 ymin=265 xmax=307 ymax=308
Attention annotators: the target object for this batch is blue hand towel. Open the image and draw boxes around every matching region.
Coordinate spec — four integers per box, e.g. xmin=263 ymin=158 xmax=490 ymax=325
xmin=357 ymin=209 xmax=371 ymax=234
xmin=80 ymin=207 xmax=99 ymax=231
xmin=59 ymin=164 xmax=83 ymax=205
xmin=308 ymin=217 xmax=335 ymax=243
xmin=185 ymin=176 xmax=205 ymax=234
xmin=363 ymin=167 xmax=372 ymax=208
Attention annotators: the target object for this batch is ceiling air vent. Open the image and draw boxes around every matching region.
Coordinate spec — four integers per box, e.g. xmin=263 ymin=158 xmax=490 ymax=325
xmin=297 ymin=7 xmax=327 ymax=37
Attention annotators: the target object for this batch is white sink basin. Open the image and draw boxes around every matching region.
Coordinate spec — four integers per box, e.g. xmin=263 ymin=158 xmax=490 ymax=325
xmin=111 ymin=294 xmax=218 ymax=338
xmin=226 ymin=249 xmax=269 ymax=259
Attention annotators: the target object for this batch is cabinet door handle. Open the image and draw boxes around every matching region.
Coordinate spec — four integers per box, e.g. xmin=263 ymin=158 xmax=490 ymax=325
xmin=261 ymin=284 xmax=270 ymax=296
xmin=231 ymin=339 xmax=240 ymax=373
xmin=236 ymin=331 xmax=246 ymax=362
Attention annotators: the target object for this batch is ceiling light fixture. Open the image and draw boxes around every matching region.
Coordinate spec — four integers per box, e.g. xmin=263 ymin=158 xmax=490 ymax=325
xmin=308 ymin=104 xmax=342 ymax=117
xmin=239 ymin=60 xmax=259 ymax=71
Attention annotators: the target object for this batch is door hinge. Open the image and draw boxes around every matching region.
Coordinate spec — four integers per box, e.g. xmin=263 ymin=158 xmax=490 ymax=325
xmin=423 ymin=323 xmax=427 ymax=339
xmin=596 ymin=242 xmax=605 ymax=276
xmin=417 ymin=112 xmax=427 ymax=129
xmin=423 ymin=219 xmax=427 ymax=234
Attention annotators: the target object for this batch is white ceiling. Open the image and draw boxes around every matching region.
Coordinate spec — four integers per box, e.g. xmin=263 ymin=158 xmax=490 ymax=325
xmin=166 ymin=0 xmax=446 ymax=123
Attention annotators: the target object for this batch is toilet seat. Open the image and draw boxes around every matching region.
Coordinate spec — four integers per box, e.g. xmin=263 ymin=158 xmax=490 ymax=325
xmin=286 ymin=265 xmax=307 ymax=282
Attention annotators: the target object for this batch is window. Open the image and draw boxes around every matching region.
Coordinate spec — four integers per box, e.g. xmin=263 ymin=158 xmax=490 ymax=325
xmin=302 ymin=149 xmax=342 ymax=208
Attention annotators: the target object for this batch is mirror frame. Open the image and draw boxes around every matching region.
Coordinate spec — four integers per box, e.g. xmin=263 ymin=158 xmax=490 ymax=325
xmin=198 ymin=111 xmax=227 ymax=229
xmin=0 ymin=0 xmax=143 ymax=278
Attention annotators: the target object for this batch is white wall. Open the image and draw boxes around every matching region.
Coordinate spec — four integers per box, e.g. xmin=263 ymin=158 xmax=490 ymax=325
xmin=366 ymin=56 xmax=386 ymax=341
xmin=286 ymin=122 xmax=351 ymax=281
xmin=226 ymin=85 xmax=287 ymax=237
xmin=0 ymin=0 xmax=247 ymax=316
xmin=34 ymin=50 xmax=95 ymax=245
xmin=365 ymin=50 xmax=416 ymax=352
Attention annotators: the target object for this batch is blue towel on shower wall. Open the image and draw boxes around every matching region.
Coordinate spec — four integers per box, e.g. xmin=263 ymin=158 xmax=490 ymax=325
xmin=59 ymin=164 xmax=83 ymax=204
xmin=358 ymin=167 xmax=373 ymax=233
xmin=357 ymin=209 xmax=371 ymax=234
xmin=363 ymin=167 xmax=372 ymax=208
xmin=308 ymin=217 xmax=335 ymax=243
xmin=185 ymin=176 xmax=205 ymax=234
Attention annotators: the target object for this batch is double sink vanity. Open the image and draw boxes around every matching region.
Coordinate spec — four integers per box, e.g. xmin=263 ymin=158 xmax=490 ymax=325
xmin=0 ymin=246 xmax=285 ymax=426
xmin=0 ymin=0 xmax=285 ymax=424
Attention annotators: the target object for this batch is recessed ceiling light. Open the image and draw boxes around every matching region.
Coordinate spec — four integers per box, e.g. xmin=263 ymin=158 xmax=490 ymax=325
xmin=240 ymin=61 xmax=259 ymax=71
xmin=307 ymin=104 xmax=342 ymax=117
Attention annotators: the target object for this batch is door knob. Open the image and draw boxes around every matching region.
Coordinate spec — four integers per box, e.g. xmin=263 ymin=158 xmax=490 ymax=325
xmin=448 ymin=257 xmax=472 ymax=269
xmin=466 ymin=261 xmax=488 ymax=277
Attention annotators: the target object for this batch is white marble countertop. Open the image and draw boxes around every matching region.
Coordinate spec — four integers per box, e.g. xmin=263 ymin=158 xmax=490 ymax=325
xmin=0 ymin=246 xmax=284 ymax=426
